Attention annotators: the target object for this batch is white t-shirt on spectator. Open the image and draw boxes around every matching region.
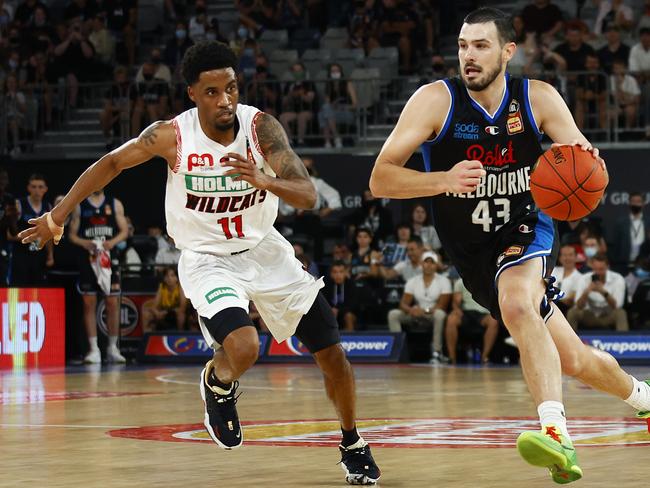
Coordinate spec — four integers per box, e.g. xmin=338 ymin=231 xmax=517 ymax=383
xmin=278 ymin=176 xmax=342 ymax=215
xmin=610 ymin=73 xmax=641 ymax=97
xmin=551 ymin=266 xmax=583 ymax=298
xmin=415 ymin=225 xmax=441 ymax=251
xmin=454 ymin=278 xmax=488 ymax=314
xmin=394 ymin=259 xmax=422 ymax=282
xmin=628 ymin=43 xmax=650 ymax=72
xmin=574 ymin=269 xmax=626 ymax=316
xmin=594 ymin=1 xmax=633 ymax=35
xmin=404 ymin=273 xmax=452 ymax=310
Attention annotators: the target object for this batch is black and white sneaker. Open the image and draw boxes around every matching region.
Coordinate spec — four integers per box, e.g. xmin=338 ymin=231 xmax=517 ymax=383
xmin=339 ymin=440 xmax=381 ymax=485
xmin=199 ymin=361 xmax=243 ymax=449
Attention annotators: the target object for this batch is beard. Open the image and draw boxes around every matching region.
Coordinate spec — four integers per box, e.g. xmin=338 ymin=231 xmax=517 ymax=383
xmin=214 ymin=117 xmax=236 ymax=131
xmin=461 ymin=60 xmax=503 ymax=91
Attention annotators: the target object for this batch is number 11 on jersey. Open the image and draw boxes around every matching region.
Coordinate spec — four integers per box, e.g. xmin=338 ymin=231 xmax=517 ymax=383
xmin=218 ymin=215 xmax=245 ymax=239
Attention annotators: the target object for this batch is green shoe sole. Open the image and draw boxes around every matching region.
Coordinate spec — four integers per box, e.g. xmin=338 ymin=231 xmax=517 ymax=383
xmin=517 ymin=432 xmax=583 ymax=484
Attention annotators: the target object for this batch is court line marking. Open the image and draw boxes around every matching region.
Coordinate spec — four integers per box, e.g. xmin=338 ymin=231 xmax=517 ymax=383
xmin=0 ymin=423 xmax=138 ymax=429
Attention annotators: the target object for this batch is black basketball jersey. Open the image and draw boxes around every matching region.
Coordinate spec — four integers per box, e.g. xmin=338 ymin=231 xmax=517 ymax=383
xmin=421 ymin=74 xmax=544 ymax=250
xmin=78 ymin=194 xmax=118 ymax=241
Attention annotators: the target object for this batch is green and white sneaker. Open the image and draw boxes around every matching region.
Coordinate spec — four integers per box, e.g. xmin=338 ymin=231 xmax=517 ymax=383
xmin=517 ymin=425 xmax=583 ymax=484
xmin=634 ymin=379 xmax=650 ymax=428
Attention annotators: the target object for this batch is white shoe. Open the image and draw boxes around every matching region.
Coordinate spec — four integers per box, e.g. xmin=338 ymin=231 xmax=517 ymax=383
xmin=84 ymin=349 xmax=101 ymax=364
xmin=334 ymin=137 xmax=343 ymax=148
xmin=107 ymin=347 xmax=126 ymax=363
xmin=504 ymin=336 xmax=518 ymax=348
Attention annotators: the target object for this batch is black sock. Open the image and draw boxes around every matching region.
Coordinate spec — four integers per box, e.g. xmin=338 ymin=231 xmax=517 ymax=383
xmin=341 ymin=425 xmax=360 ymax=447
xmin=208 ymin=370 xmax=232 ymax=391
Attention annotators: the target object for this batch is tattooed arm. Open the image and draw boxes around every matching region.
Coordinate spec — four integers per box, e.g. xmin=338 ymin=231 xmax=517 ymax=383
xmin=254 ymin=113 xmax=317 ymax=209
xmin=18 ymin=120 xmax=177 ymax=248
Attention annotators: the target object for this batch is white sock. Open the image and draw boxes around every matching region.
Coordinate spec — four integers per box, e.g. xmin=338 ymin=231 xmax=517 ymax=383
xmin=625 ymin=376 xmax=650 ymax=411
xmin=108 ymin=336 xmax=119 ymax=350
xmin=88 ymin=336 xmax=99 ymax=352
xmin=538 ymin=400 xmax=570 ymax=440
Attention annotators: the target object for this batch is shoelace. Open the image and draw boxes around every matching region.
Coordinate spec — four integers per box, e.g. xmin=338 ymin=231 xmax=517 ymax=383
xmin=211 ymin=380 xmax=242 ymax=404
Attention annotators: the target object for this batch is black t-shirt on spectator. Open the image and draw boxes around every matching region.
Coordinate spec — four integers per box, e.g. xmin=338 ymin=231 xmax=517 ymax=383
xmin=554 ymin=42 xmax=595 ymax=72
xmin=130 ymin=79 xmax=169 ymax=105
xmin=105 ymin=82 xmax=131 ymax=107
xmin=164 ymin=38 xmax=193 ymax=70
xmin=283 ymin=80 xmax=317 ymax=112
xmin=521 ymin=3 xmax=563 ymax=35
xmin=104 ymin=0 xmax=136 ymax=32
xmin=597 ymin=43 xmax=630 ymax=74
xmin=54 ymin=35 xmax=96 ymax=77
xmin=577 ymin=71 xmax=607 ymax=93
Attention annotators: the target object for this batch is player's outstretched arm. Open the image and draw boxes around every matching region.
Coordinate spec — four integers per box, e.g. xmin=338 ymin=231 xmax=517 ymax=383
xmin=370 ymin=82 xmax=485 ymax=199
xmin=224 ymin=112 xmax=317 ymax=209
xmin=530 ymin=80 xmax=607 ymax=174
xmin=18 ymin=120 xmax=176 ymax=249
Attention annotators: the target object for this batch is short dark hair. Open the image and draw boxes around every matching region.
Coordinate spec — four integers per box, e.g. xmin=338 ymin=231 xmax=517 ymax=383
xmin=181 ymin=41 xmax=239 ymax=85
xmin=28 ymin=173 xmax=47 ymax=183
xmin=592 ymin=253 xmax=609 ymax=264
xmin=407 ymin=235 xmax=424 ymax=246
xmin=330 ymin=260 xmax=347 ymax=269
xmin=356 ymin=226 xmax=373 ymax=238
xmin=463 ymin=7 xmax=514 ymax=45
xmin=629 ymin=191 xmax=644 ymax=199
xmin=640 ymin=27 xmax=650 ymax=36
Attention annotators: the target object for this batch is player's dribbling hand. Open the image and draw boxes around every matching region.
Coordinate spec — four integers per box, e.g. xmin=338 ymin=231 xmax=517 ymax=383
xmin=552 ymin=140 xmax=608 ymax=176
xmin=445 ymin=160 xmax=486 ymax=194
xmin=222 ymin=152 xmax=272 ymax=190
xmin=17 ymin=212 xmax=64 ymax=250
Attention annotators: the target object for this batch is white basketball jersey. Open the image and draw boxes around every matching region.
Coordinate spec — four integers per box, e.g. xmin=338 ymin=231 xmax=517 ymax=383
xmin=165 ymin=104 xmax=279 ymax=255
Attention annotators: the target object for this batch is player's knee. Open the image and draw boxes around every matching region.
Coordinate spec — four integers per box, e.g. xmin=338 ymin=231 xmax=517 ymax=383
xmin=314 ymin=344 xmax=349 ymax=377
xmin=230 ymin=336 xmax=259 ymax=371
xmin=499 ymin=298 xmax=530 ymax=327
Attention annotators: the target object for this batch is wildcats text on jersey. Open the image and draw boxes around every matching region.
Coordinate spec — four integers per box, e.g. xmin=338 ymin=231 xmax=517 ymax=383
xmin=185 ymin=189 xmax=267 ymax=214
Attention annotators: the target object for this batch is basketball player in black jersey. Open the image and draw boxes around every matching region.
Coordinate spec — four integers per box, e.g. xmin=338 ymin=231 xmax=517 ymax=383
xmin=371 ymin=7 xmax=650 ymax=483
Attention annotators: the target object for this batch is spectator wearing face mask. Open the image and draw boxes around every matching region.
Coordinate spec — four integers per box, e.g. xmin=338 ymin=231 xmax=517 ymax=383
xmin=608 ymin=192 xmax=650 ymax=273
xmin=136 ymin=48 xmax=172 ymax=85
xmin=580 ymin=234 xmax=604 ymax=272
xmin=189 ymin=2 xmax=210 ymax=42
xmin=164 ymin=21 xmax=193 ymax=73
xmin=318 ymin=63 xmax=357 ymax=149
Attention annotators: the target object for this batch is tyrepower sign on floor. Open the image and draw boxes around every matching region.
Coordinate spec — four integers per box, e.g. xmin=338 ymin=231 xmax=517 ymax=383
xmin=0 ymin=288 xmax=65 ymax=368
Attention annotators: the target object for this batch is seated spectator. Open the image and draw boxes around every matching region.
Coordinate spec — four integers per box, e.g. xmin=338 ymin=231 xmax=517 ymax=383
xmin=551 ymin=244 xmax=583 ymax=314
xmin=64 ymin=0 xmax=97 ymax=26
xmin=387 ymin=251 xmax=452 ymax=364
xmin=509 ymin=14 xmax=539 ymax=76
xmin=625 ymin=254 xmax=650 ymax=303
xmin=142 ymin=267 xmax=187 ymax=331
xmin=593 ymin=0 xmax=634 ymax=35
xmin=410 ymin=202 xmax=441 ymax=251
xmin=610 ymin=59 xmax=641 ymax=129
xmin=136 ymin=48 xmax=172 ymax=85
xmin=120 ymin=216 xmax=142 ymax=272
xmin=567 ymin=253 xmax=629 ymax=331
xmin=88 ymin=12 xmax=114 ymax=78
xmin=245 ymin=54 xmax=280 ymax=115
xmin=324 ymin=260 xmax=357 ymax=331
xmin=608 ymin=192 xmax=650 ymax=273
xmin=628 ymin=27 xmax=650 ymax=75
xmin=130 ymin=61 xmax=170 ymax=136
xmin=100 ymin=66 xmax=130 ymax=150
xmin=155 ymin=233 xmax=180 ymax=266
xmin=279 ymin=62 xmax=317 ymax=146
xmin=319 ymin=63 xmax=357 ymax=148
xmin=597 ymin=25 xmax=630 ymax=75
xmin=332 ymin=242 xmax=352 ymax=266
xmin=189 ymin=1 xmax=210 ymax=42
xmin=238 ymin=38 xmax=260 ymax=83
xmin=348 ymin=1 xmax=377 ymax=54
xmin=374 ymin=0 xmax=418 ymax=73
xmin=552 ymin=23 xmax=595 ymax=73
xmin=445 ymin=278 xmax=498 ymax=365
xmin=381 ymin=223 xmax=411 ymax=267
xmin=165 ymin=21 xmax=194 ymax=75
xmin=576 ymin=54 xmax=608 ymax=130
xmin=53 ymin=19 xmax=96 ymax=108
xmin=292 ymin=242 xmax=319 ymax=277
xmin=521 ymin=0 xmax=563 ymax=43
xmin=347 ymin=189 xmax=394 ymax=245
xmin=15 ymin=0 xmax=49 ymax=28
xmin=349 ymin=227 xmax=383 ymax=320
xmin=639 ymin=0 xmax=650 ymax=34
xmin=280 ymin=157 xmax=342 ymax=261
xmin=581 ymin=233 xmax=607 ymax=271
xmin=105 ymin=0 xmax=137 ymax=67
xmin=378 ymin=235 xmax=423 ymax=282
xmin=4 ymin=73 xmax=26 ymax=156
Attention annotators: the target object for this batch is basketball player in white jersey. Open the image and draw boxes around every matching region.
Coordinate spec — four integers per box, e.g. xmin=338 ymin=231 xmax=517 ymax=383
xmin=369 ymin=7 xmax=650 ymax=483
xmin=19 ymin=41 xmax=380 ymax=485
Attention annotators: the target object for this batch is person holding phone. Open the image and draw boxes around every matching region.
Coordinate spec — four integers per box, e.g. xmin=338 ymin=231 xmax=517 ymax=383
xmin=567 ymin=253 xmax=628 ymax=331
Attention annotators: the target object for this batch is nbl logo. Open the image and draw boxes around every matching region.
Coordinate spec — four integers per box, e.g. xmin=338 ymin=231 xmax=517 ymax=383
xmin=187 ymin=153 xmax=214 ymax=172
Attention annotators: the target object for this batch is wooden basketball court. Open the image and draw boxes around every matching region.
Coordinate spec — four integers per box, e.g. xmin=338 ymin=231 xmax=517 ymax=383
xmin=2 ymin=363 xmax=649 ymax=487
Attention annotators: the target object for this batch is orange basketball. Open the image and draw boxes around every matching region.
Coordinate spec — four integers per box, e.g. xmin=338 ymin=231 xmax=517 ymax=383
xmin=530 ymin=145 xmax=608 ymax=221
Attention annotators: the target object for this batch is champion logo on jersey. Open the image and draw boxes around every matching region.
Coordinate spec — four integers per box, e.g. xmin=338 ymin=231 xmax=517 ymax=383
xmin=485 ymin=126 xmax=500 ymax=135
xmin=519 ymin=224 xmax=533 ymax=233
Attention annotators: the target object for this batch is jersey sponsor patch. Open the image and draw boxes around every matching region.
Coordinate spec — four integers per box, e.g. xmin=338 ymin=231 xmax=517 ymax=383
xmin=187 ymin=153 xmax=215 ymax=172
xmin=504 ymin=245 xmax=524 ymax=257
xmin=453 ymin=122 xmax=480 ymax=140
xmin=506 ymin=98 xmax=524 ymax=135
xmin=205 ymin=286 xmax=238 ymax=304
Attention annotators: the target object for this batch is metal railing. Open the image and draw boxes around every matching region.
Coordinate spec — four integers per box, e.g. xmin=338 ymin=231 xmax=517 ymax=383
xmin=1 ymin=70 xmax=648 ymax=157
